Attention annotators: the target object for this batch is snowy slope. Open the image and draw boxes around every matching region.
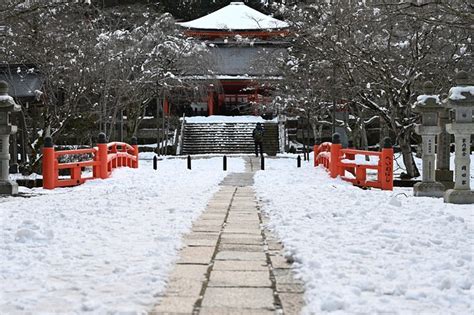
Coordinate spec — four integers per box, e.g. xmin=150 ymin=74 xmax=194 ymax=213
xmin=0 ymin=158 xmax=245 ymax=313
xmin=178 ymin=2 xmax=289 ymax=30
xmin=254 ymin=156 xmax=473 ymax=314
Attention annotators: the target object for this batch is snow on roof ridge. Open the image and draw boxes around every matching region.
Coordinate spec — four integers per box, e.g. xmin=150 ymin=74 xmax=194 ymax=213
xmin=178 ymin=2 xmax=289 ymax=31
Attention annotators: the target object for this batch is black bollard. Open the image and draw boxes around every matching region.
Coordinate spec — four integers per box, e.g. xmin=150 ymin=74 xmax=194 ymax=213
xmin=260 ymin=155 xmax=265 ymax=170
xmin=223 ymin=155 xmax=227 ymax=171
xmin=153 ymin=155 xmax=158 ymax=170
xmin=187 ymin=155 xmax=191 ymax=170
xmin=297 ymin=155 xmax=301 ymax=168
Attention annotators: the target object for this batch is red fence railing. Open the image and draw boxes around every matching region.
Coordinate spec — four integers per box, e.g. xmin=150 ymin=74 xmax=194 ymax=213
xmin=42 ymin=133 xmax=139 ymax=189
xmin=314 ymin=134 xmax=394 ymax=190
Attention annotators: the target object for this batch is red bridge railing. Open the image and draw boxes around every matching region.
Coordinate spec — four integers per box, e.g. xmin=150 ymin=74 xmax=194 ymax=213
xmin=42 ymin=133 xmax=139 ymax=189
xmin=314 ymin=134 xmax=394 ymax=190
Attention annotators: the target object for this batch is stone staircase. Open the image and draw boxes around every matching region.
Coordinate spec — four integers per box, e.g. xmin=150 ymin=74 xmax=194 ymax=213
xmin=181 ymin=122 xmax=279 ymax=155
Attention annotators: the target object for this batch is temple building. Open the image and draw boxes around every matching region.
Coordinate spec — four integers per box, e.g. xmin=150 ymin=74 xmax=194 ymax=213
xmin=175 ymin=1 xmax=289 ymax=117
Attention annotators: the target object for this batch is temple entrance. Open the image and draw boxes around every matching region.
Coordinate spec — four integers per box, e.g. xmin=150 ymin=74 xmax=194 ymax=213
xmin=205 ymin=80 xmax=273 ymax=116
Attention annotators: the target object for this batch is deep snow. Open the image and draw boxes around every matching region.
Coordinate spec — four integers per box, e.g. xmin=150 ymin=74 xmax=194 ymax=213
xmin=0 ymin=157 xmax=245 ymax=313
xmin=254 ymin=156 xmax=473 ymax=314
xmin=2 ymin=153 xmax=473 ymax=314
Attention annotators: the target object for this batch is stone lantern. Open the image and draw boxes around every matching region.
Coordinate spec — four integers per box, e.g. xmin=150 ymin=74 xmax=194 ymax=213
xmin=0 ymin=81 xmax=21 ymax=195
xmin=444 ymin=71 xmax=474 ymax=204
xmin=413 ymin=81 xmax=445 ymax=197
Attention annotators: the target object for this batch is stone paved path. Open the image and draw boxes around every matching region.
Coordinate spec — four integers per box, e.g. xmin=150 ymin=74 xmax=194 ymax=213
xmin=152 ymin=157 xmax=305 ymax=314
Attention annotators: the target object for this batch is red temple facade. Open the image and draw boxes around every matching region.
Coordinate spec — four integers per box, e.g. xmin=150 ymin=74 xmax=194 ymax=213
xmin=175 ymin=2 xmax=289 ymax=117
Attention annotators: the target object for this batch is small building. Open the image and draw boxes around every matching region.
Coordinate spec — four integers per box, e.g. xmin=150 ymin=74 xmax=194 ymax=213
xmin=176 ymin=1 xmax=289 ymax=117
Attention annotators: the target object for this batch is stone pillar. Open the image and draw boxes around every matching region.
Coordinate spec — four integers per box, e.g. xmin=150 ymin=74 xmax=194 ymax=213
xmin=0 ymin=81 xmax=21 ymax=195
xmin=413 ymin=81 xmax=445 ymax=197
xmin=444 ymin=71 xmax=474 ymax=204
xmin=435 ymin=108 xmax=454 ymax=188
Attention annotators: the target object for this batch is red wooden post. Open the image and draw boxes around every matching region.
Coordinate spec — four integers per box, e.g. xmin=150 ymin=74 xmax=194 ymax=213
xmin=207 ymin=91 xmax=214 ymax=116
xmin=380 ymin=137 xmax=394 ymax=190
xmin=313 ymin=144 xmax=319 ymax=167
xmin=71 ymin=165 xmax=81 ymax=184
xmin=330 ymin=133 xmax=342 ymax=178
xmin=97 ymin=133 xmax=108 ymax=179
xmin=355 ymin=166 xmax=367 ymax=186
xmin=131 ymin=136 xmax=139 ymax=168
xmin=163 ymin=97 xmax=170 ymax=116
xmin=42 ymin=137 xmax=56 ymax=189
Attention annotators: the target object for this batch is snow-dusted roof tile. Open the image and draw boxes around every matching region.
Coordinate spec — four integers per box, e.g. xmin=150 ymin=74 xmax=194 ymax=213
xmin=177 ymin=2 xmax=289 ymax=31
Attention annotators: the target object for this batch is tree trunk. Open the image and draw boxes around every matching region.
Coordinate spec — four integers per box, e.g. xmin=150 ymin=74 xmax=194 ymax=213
xmin=399 ymin=132 xmax=420 ymax=178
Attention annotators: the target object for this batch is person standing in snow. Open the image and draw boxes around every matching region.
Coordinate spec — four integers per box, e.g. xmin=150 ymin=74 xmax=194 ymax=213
xmin=252 ymin=122 xmax=265 ymax=157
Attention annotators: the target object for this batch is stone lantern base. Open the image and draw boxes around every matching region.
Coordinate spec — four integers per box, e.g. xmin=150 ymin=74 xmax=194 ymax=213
xmin=414 ymin=181 xmax=445 ymax=198
xmin=0 ymin=180 xmax=18 ymax=195
xmin=435 ymin=169 xmax=454 ymax=189
xmin=444 ymin=189 xmax=474 ymax=204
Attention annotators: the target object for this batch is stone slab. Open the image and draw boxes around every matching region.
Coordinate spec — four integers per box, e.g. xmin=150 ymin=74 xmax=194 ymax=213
xmin=183 ymin=232 xmax=219 ymax=239
xmin=176 ymin=246 xmax=214 ymax=265
xmin=199 ymin=307 xmax=275 ymax=315
xmin=164 ymin=278 xmax=204 ymax=297
xmin=220 ymin=173 xmax=255 ymax=186
xmin=193 ymin=219 xmax=224 ymax=226
xmin=201 ymin=287 xmax=274 ymax=309
xmin=226 ymin=220 xmax=259 ymax=226
xmin=215 ymin=251 xmax=266 ymax=261
xmin=199 ymin=214 xmax=227 ymax=221
xmin=273 ymin=268 xmax=303 ymax=285
xmin=183 ymin=238 xmax=218 ymax=247
xmin=225 ymin=222 xmax=261 ymax=230
xmin=218 ymin=244 xmax=263 ymax=252
xmin=224 ymin=228 xmax=261 ymax=235
xmin=279 ymin=293 xmax=305 ymax=315
xmin=220 ymin=236 xmax=263 ymax=245
xmin=192 ymin=225 xmax=223 ymax=233
xmin=275 ymin=283 xmax=305 ymax=294
xmin=269 ymin=255 xmax=292 ymax=269
xmin=212 ymin=260 xmax=268 ymax=271
xmin=266 ymin=240 xmax=283 ymax=251
xmin=153 ymin=296 xmax=197 ymax=313
xmin=226 ymin=214 xmax=259 ymax=221
xmin=208 ymin=270 xmax=271 ymax=287
xmin=232 ymin=198 xmax=256 ymax=203
xmin=235 ymin=186 xmax=254 ymax=193
xmin=206 ymin=205 xmax=229 ymax=212
xmin=167 ymin=264 xmax=208 ymax=281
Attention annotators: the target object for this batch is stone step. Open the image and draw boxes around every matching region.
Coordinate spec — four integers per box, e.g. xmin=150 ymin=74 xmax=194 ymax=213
xmin=181 ymin=122 xmax=279 ymax=155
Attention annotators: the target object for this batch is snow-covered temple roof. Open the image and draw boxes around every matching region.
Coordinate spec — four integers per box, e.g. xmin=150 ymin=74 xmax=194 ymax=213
xmin=178 ymin=2 xmax=289 ymax=31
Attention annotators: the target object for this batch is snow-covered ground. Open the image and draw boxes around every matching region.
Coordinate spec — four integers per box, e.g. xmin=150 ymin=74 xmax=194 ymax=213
xmin=0 ymin=157 xmax=245 ymax=313
xmin=2 ymin=152 xmax=473 ymax=314
xmin=254 ymin=156 xmax=473 ymax=314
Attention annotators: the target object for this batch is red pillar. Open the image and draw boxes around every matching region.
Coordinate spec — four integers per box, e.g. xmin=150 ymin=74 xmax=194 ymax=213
xmin=42 ymin=137 xmax=56 ymax=189
xmin=329 ymin=143 xmax=342 ymax=178
xmin=380 ymin=147 xmax=394 ymax=190
xmin=208 ymin=91 xmax=214 ymax=116
xmin=163 ymin=97 xmax=169 ymax=116
xmin=313 ymin=145 xmax=319 ymax=167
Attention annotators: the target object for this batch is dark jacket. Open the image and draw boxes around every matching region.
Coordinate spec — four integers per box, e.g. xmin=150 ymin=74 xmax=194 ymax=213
xmin=252 ymin=125 xmax=264 ymax=143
